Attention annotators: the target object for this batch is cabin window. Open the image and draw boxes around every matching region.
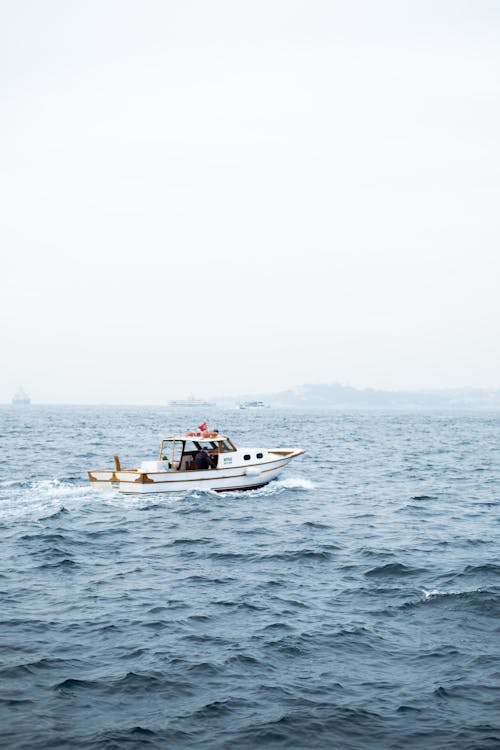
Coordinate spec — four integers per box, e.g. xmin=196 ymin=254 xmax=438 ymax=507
xmin=161 ymin=440 xmax=183 ymax=466
xmin=256 ymin=452 xmax=263 ymax=459
xmin=243 ymin=454 xmax=251 ymax=461
xmin=219 ymin=440 xmax=236 ymax=453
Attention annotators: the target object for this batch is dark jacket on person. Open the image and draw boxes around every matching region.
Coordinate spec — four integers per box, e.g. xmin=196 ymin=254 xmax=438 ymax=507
xmin=194 ymin=449 xmax=216 ymax=470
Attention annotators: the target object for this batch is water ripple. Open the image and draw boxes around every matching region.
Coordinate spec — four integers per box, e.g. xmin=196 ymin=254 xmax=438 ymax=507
xmin=1 ymin=406 xmax=500 ymax=749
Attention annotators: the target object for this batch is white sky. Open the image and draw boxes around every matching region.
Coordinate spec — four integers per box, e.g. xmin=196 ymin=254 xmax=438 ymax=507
xmin=1 ymin=0 xmax=499 ymax=403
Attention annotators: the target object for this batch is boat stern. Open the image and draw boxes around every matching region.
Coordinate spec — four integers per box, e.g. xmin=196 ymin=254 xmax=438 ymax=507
xmin=88 ymin=469 xmax=155 ymax=490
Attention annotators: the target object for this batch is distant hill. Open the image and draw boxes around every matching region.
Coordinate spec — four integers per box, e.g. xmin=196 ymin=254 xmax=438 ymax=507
xmin=236 ymin=383 xmax=500 ymax=409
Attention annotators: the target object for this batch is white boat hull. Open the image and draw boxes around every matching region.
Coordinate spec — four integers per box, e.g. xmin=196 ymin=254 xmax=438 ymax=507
xmin=89 ymin=453 xmax=301 ymax=494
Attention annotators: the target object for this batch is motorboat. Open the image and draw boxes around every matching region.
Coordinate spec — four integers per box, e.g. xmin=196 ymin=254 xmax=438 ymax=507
xmin=239 ymin=401 xmax=268 ymax=409
xmin=88 ymin=426 xmax=304 ymax=494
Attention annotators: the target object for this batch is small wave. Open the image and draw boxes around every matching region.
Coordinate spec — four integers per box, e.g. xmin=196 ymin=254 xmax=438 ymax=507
xmin=0 ymin=663 xmax=36 ymax=678
xmin=225 ymin=653 xmax=261 ymax=667
xmin=119 ymin=648 xmax=147 ymax=660
xmin=0 ymin=479 xmax=30 ymax=489
xmin=126 ymin=727 xmax=155 ymax=736
xmin=207 ymin=552 xmax=248 ymax=561
xmin=422 ymin=588 xmax=446 ymax=600
xmin=84 ymin=527 xmax=129 ymax=539
xmin=420 ymin=587 xmax=497 ymax=602
xmin=302 ymin=521 xmax=333 ymax=530
xmin=191 ymin=697 xmax=255 ymax=719
xmin=39 ymin=506 xmax=70 ymax=520
xmin=434 ymin=685 xmax=449 ymax=698
xmin=416 ymin=645 xmax=460 ymax=660
xmin=0 ymin=697 xmax=34 ymax=706
xmin=3 ymin=618 xmax=57 ymax=632
xmin=111 ymin=671 xmax=169 ymax=692
xmin=268 ymin=596 xmax=310 ymax=610
xmin=259 ymin=622 xmax=294 ymax=633
xmin=183 ymin=574 xmax=235 ymax=585
xmin=20 ymin=532 xmax=66 ymax=542
xmin=463 ymin=563 xmax=500 ymax=576
xmin=262 ymin=629 xmax=321 ymax=656
xmin=396 ymin=703 xmax=424 ymax=713
xmin=411 ymin=588 xmax=500 ymax=616
xmin=88 ymin=727 xmax=191 ymax=747
xmin=38 ymin=558 xmax=78 ymax=570
xmin=229 ymin=705 xmax=385 ymax=747
xmin=462 ymin=538 xmax=490 ymax=546
xmin=140 ymin=620 xmax=170 ymax=630
xmin=238 ymin=601 xmax=266 ymax=612
xmin=365 ymin=563 xmax=427 ymax=578
xmin=172 ymin=537 xmax=212 ymax=546
xmin=360 ymin=549 xmax=396 ymax=559
xmin=1 ymin=657 xmax=80 ymax=677
xmin=187 ymin=661 xmax=223 ymax=676
xmin=436 ymin=563 xmax=500 ymax=586
xmin=264 ymin=547 xmax=335 ymax=562
xmin=34 ymin=546 xmax=71 ymax=557
xmin=54 ymin=677 xmax=101 ymax=691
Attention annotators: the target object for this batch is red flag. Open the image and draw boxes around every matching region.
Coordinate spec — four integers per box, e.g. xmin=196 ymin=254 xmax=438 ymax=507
xmin=198 ymin=421 xmax=207 ymax=432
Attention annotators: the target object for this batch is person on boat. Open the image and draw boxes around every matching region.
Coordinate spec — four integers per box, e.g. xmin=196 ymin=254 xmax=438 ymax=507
xmin=194 ymin=448 xmax=216 ymax=470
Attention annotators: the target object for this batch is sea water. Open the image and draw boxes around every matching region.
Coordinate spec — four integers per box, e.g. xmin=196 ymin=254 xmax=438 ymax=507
xmin=1 ymin=406 xmax=499 ymax=749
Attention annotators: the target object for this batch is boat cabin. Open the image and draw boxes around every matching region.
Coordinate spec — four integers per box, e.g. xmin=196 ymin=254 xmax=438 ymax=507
xmin=155 ymin=434 xmax=237 ymax=472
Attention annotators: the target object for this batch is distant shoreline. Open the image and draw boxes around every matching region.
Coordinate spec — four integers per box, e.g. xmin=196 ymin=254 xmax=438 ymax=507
xmin=3 ymin=382 xmax=500 ymax=409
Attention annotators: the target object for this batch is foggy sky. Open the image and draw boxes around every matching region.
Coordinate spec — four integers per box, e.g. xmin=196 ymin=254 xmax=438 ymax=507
xmin=2 ymin=0 xmax=499 ymax=403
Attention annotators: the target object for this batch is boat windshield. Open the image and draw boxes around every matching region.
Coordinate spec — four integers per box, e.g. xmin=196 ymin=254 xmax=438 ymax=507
xmin=184 ymin=439 xmax=217 ymax=452
xmin=159 ymin=437 xmax=236 ymax=459
xmin=160 ymin=439 xmax=184 ymax=465
xmin=218 ymin=439 xmax=236 ymax=452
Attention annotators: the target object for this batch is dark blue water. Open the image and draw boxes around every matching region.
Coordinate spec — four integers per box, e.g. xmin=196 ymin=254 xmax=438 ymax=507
xmin=1 ymin=407 xmax=500 ymax=749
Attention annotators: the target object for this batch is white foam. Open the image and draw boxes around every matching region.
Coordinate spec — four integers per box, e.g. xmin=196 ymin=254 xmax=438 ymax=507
xmin=0 ymin=472 xmax=315 ymax=522
xmin=273 ymin=475 xmax=315 ymax=490
xmin=422 ymin=588 xmax=443 ymax=600
xmin=0 ymin=478 xmax=101 ymax=522
xmin=421 ymin=587 xmax=483 ymax=601
xmin=33 ymin=479 xmax=91 ymax=498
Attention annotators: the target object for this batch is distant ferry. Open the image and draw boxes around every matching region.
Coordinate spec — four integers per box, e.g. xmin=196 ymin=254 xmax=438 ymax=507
xmin=239 ymin=401 xmax=269 ymax=409
xmin=168 ymin=395 xmax=215 ymax=407
xmin=12 ymin=387 xmax=31 ymax=405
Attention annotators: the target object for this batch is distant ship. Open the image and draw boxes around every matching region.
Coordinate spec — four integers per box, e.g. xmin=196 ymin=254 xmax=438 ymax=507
xmin=239 ymin=401 xmax=269 ymax=409
xmin=12 ymin=387 xmax=31 ymax=405
xmin=167 ymin=395 xmax=215 ymax=407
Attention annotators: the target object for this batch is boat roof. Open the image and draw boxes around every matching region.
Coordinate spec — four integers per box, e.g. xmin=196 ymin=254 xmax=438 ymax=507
xmin=163 ymin=434 xmax=230 ymax=441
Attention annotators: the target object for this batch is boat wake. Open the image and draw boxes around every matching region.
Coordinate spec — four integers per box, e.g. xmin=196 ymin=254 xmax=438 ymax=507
xmin=0 ymin=479 xmax=96 ymax=522
xmin=0 ymin=472 xmax=314 ymax=521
